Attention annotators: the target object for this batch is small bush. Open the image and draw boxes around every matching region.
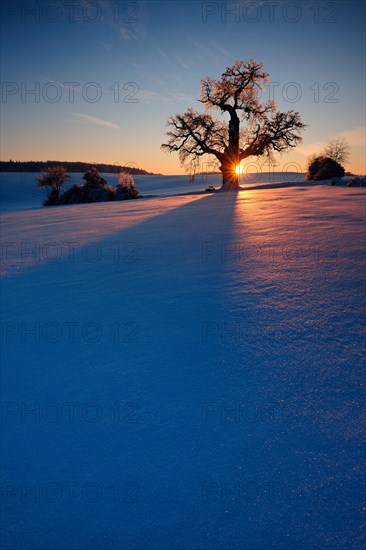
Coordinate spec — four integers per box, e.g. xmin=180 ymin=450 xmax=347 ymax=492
xmin=57 ymin=183 xmax=115 ymax=205
xmin=41 ymin=166 xmax=141 ymax=206
xmin=82 ymin=167 xmax=107 ymax=188
xmin=57 ymin=185 xmax=84 ymax=205
xmin=115 ymin=171 xmax=140 ymax=200
xmin=37 ymin=165 xmax=70 ymax=203
xmin=306 ymin=156 xmax=345 ymax=181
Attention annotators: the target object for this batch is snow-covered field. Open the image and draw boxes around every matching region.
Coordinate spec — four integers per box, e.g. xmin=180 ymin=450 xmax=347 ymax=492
xmin=0 ymin=171 xmax=306 ymax=213
xmin=1 ymin=173 xmax=365 ymax=549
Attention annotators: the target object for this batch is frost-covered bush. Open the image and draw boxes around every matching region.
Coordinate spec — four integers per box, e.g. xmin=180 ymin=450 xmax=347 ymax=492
xmin=57 ymin=183 xmax=115 ymax=204
xmin=56 ymin=166 xmax=114 ymax=205
xmin=42 ymin=167 xmax=140 ymax=206
xmin=82 ymin=167 xmax=107 ymax=188
xmin=306 ymin=156 xmax=345 ymax=181
xmin=36 ymin=165 xmax=70 ymax=205
xmin=115 ymin=171 xmax=140 ymax=200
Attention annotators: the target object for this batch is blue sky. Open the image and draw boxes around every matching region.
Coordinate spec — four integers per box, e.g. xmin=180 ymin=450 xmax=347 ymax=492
xmin=1 ymin=0 xmax=365 ymax=174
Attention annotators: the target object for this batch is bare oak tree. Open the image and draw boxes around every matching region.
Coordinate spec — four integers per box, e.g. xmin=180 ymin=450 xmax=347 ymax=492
xmin=162 ymin=59 xmax=306 ymax=190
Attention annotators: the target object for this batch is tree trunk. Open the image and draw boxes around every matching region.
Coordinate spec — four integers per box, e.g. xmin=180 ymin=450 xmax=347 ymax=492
xmin=219 ymin=110 xmax=240 ymax=191
xmin=220 ymin=166 xmax=239 ymax=191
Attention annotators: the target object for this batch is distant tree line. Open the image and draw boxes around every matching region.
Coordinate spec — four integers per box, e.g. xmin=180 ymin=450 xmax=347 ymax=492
xmin=0 ymin=160 xmax=157 ymax=175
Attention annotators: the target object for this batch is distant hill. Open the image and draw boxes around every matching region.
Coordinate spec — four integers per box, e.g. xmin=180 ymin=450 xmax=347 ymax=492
xmin=0 ymin=160 xmax=157 ymax=175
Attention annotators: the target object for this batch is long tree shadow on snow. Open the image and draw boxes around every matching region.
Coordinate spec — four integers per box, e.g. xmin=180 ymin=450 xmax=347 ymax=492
xmin=2 ymin=191 xmax=241 ymax=341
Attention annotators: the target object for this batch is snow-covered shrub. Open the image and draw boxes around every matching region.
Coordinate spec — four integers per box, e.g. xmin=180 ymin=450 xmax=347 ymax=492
xmin=36 ymin=165 xmax=70 ymax=205
xmin=57 ymin=166 xmax=114 ymax=204
xmin=58 ymin=183 xmax=115 ymax=204
xmin=43 ymin=167 xmax=140 ymax=206
xmin=82 ymin=167 xmax=107 ymax=188
xmin=115 ymin=171 xmax=140 ymax=200
xmin=57 ymin=185 xmax=84 ymax=204
xmin=306 ymin=156 xmax=345 ymax=181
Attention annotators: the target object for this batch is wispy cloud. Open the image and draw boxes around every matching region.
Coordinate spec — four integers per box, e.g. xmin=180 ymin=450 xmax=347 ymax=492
xmin=72 ymin=112 xmax=120 ymax=129
xmin=170 ymin=91 xmax=196 ymax=103
xmin=211 ymin=41 xmax=230 ymax=57
xmin=137 ymin=90 xmax=167 ymax=103
xmin=189 ymin=39 xmax=226 ymax=69
xmin=176 ymin=55 xmax=189 ymax=69
xmin=119 ymin=24 xmax=146 ymax=41
xmin=119 ymin=27 xmax=132 ymax=40
xmin=137 ymin=89 xmax=195 ymax=105
xmin=100 ymin=41 xmax=114 ymax=52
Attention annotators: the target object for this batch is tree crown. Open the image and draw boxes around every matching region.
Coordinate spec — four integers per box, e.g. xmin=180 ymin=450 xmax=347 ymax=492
xmin=162 ymin=59 xmax=306 ymax=180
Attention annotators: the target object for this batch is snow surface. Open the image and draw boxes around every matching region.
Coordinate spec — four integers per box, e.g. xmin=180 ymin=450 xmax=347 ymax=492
xmin=1 ymin=174 xmax=365 ymax=549
xmin=0 ymin=171 xmax=306 ymax=213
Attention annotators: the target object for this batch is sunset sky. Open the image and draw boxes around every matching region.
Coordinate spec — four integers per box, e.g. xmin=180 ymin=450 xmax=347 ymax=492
xmin=1 ymin=0 xmax=365 ymax=175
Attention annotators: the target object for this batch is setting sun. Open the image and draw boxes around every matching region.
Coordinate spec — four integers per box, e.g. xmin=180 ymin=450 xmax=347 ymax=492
xmin=235 ymin=164 xmax=242 ymax=175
